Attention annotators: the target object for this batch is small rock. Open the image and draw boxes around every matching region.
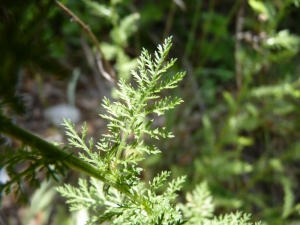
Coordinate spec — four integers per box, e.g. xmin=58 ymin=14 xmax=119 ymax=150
xmin=0 ymin=168 xmax=10 ymax=184
xmin=44 ymin=104 xmax=81 ymax=126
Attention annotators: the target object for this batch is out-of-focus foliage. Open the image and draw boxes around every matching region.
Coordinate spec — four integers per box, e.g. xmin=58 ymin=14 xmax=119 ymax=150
xmin=147 ymin=1 xmax=300 ymax=224
xmin=0 ymin=0 xmax=71 ymax=115
xmin=84 ymin=0 xmax=139 ymax=80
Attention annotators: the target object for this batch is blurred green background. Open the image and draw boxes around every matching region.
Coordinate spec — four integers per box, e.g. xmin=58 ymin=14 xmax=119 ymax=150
xmin=1 ymin=0 xmax=300 ymax=224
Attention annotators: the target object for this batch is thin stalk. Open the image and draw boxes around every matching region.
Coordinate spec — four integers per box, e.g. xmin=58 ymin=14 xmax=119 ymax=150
xmin=55 ymin=1 xmax=116 ymax=83
xmin=162 ymin=2 xmax=176 ymax=41
xmin=197 ymin=0 xmax=216 ymax=59
xmin=235 ymin=0 xmax=246 ymax=92
xmin=183 ymin=0 xmax=202 ymax=59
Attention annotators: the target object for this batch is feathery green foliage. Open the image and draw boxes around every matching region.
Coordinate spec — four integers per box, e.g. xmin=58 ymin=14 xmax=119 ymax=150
xmin=0 ymin=130 xmax=69 ymax=204
xmin=179 ymin=182 xmax=214 ymax=224
xmin=56 ymin=37 xmax=259 ymax=224
xmin=57 ymin=37 xmax=187 ymax=224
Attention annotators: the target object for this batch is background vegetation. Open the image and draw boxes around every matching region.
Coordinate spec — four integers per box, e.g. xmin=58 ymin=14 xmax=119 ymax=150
xmin=1 ymin=0 xmax=300 ymax=224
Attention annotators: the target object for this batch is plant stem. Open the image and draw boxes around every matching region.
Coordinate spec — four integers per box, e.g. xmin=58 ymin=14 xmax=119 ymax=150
xmin=55 ymin=0 xmax=116 ymax=82
xmin=162 ymin=1 xmax=176 ymax=41
xmin=235 ymin=0 xmax=246 ymax=92
xmin=0 ymin=115 xmax=151 ymax=213
xmin=183 ymin=0 xmax=202 ymax=59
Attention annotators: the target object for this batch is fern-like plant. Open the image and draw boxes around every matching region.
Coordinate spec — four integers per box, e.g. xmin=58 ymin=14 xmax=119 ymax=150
xmin=56 ymin=37 xmax=260 ymax=225
xmin=56 ymin=37 xmax=186 ymax=224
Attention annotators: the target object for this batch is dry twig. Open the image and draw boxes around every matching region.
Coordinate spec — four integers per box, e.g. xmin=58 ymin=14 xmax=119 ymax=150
xmin=55 ymin=1 xmax=116 ymax=83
